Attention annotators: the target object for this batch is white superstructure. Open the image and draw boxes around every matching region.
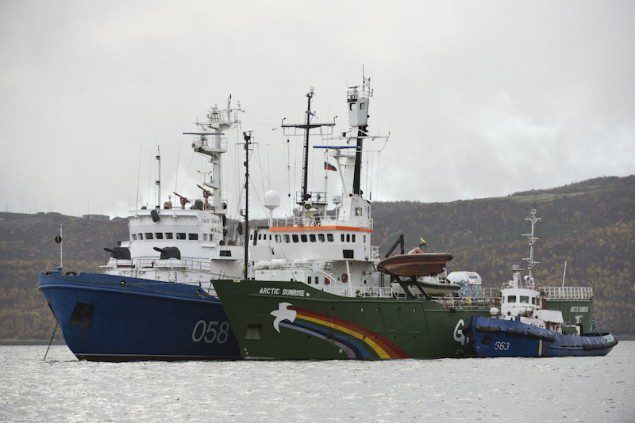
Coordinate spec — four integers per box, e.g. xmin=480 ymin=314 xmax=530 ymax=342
xmin=100 ymin=101 xmax=244 ymax=288
xmin=248 ymin=78 xmax=401 ymax=297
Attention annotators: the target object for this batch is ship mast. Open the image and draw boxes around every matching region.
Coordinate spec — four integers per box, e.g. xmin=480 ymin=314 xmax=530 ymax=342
xmin=350 ymin=75 xmax=372 ymax=195
xmin=282 ymin=89 xmax=335 ymax=204
xmin=242 ymin=131 xmax=252 ymax=280
xmin=183 ymin=97 xmax=242 ymax=239
xmin=522 ymin=208 xmax=541 ymax=288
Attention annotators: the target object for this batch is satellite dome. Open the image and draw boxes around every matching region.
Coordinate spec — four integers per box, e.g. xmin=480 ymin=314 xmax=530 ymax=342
xmin=332 ymin=193 xmax=342 ymax=205
xmin=264 ymin=190 xmax=281 ymax=211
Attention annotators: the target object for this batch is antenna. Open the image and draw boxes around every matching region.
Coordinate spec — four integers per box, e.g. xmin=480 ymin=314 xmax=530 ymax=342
xmin=155 ymin=146 xmax=161 ymax=209
xmin=561 ymin=260 xmax=568 ymax=287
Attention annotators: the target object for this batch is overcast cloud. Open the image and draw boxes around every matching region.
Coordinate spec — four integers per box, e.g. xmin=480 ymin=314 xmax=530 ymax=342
xmin=1 ymin=0 xmax=634 ymax=219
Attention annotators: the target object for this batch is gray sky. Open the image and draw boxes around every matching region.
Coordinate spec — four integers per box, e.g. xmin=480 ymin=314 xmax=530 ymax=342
xmin=1 ymin=0 xmax=634 ymax=219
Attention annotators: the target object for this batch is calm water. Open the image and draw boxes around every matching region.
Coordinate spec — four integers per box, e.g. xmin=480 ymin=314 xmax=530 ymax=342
xmin=1 ymin=343 xmax=634 ymax=422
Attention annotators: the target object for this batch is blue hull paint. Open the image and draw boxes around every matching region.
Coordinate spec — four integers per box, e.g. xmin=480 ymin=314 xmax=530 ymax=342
xmin=39 ymin=270 xmax=240 ymax=361
xmin=469 ymin=316 xmax=617 ymax=358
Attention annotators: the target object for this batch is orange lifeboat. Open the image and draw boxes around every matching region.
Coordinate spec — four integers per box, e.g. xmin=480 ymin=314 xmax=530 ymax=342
xmin=377 ymin=248 xmax=453 ymax=278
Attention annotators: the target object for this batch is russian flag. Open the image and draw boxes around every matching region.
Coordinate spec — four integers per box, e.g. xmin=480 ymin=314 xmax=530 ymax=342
xmin=324 ymin=161 xmax=337 ymax=171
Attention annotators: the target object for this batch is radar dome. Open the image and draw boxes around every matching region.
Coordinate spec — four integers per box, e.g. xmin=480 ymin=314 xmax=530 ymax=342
xmin=332 ymin=193 xmax=342 ymax=205
xmin=264 ymin=190 xmax=281 ymax=211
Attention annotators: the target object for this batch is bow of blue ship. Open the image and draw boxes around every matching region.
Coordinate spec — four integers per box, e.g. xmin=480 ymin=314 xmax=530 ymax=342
xmin=39 ymin=269 xmax=240 ymax=361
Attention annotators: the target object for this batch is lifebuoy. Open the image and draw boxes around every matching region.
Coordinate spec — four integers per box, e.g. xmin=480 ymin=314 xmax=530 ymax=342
xmin=341 ymin=273 xmax=348 ymax=283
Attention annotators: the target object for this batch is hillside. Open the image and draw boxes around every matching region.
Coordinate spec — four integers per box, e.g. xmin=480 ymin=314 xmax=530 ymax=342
xmin=0 ymin=175 xmax=633 ymax=339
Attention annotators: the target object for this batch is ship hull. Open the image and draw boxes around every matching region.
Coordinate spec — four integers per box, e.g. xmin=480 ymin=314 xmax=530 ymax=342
xmin=213 ymin=279 xmax=489 ymax=360
xmin=468 ymin=316 xmax=617 ymax=358
xmin=39 ymin=271 xmax=240 ymax=361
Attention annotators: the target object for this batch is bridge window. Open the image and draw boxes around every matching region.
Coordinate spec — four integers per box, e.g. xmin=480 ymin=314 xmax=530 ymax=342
xmin=520 ymin=296 xmax=529 ymax=303
xmin=189 ymin=233 xmax=198 ymax=240
xmin=352 ymin=234 xmax=356 ymax=242
xmin=363 ymin=235 xmax=366 ymax=242
xmin=327 ymin=234 xmax=334 ymax=242
xmin=343 ymin=249 xmax=354 ymax=259
xmin=166 ymin=233 xmax=173 ymax=240
xmin=145 ymin=233 xmax=154 ymax=240
xmin=155 ymin=233 xmax=164 ymax=240
xmin=132 ymin=234 xmax=137 ymax=240
xmin=203 ymin=234 xmax=208 ymax=241
xmin=176 ymin=233 xmax=187 ymax=240
xmin=507 ymin=295 xmax=517 ymax=303
xmin=220 ymin=250 xmax=231 ymax=257
xmin=531 ymin=297 xmax=536 ymax=305
xmin=138 ymin=233 xmax=143 ymax=240
xmin=341 ymin=234 xmax=345 ymax=242
xmin=301 ymin=234 xmax=307 ymax=242
xmin=275 ymin=235 xmax=281 ymax=243
xmin=318 ymin=234 xmax=325 ymax=242
xmin=292 ymin=235 xmax=299 ymax=243
xmin=285 ymin=235 xmax=290 ymax=243
xmin=309 ymin=234 xmax=316 ymax=242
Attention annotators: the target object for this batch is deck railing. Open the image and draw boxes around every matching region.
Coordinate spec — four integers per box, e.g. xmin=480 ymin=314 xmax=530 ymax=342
xmin=541 ymin=286 xmax=593 ymax=300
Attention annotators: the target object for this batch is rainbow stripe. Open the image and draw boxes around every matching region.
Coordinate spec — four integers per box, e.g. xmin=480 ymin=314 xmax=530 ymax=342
xmin=281 ymin=306 xmax=408 ymax=359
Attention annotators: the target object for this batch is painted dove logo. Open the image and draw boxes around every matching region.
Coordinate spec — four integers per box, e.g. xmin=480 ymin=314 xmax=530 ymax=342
xmin=271 ymin=302 xmax=297 ymax=332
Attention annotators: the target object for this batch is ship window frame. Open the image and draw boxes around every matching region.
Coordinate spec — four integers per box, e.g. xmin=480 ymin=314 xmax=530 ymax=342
xmin=327 ymin=234 xmax=334 ymax=242
xmin=285 ymin=235 xmax=290 ymax=243
xmin=275 ymin=235 xmax=281 ymax=243
xmin=341 ymin=234 xmax=345 ymax=242
xmin=145 ymin=233 xmax=154 ymax=240
xmin=188 ymin=233 xmax=199 ymax=240
xmin=301 ymin=234 xmax=307 ymax=243
xmin=155 ymin=232 xmax=164 ymax=240
xmin=176 ymin=233 xmax=187 ymax=240
xmin=318 ymin=234 xmax=325 ymax=242
xmin=520 ymin=296 xmax=529 ymax=304
xmin=292 ymin=234 xmax=299 ymax=243
xmin=309 ymin=234 xmax=316 ymax=243
xmin=138 ymin=233 xmax=143 ymax=240
xmin=346 ymin=234 xmax=350 ymax=242
xmin=307 ymin=276 xmax=312 ymax=284
xmin=352 ymin=234 xmax=356 ymax=242
xmin=166 ymin=232 xmax=173 ymax=240
xmin=507 ymin=295 xmax=517 ymax=303
xmin=132 ymin=234 xmax=137 ymax=241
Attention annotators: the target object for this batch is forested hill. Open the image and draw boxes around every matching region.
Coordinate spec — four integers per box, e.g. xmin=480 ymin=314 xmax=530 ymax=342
xmin=0 ymin=175 xmax=632 ymax=340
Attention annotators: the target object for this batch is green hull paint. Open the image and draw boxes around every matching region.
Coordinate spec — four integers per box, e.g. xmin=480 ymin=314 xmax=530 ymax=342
xmin=213 ymin=279 xmax=490 ymax=360
xmin=546 ymin=299 xmax=594 ymax=332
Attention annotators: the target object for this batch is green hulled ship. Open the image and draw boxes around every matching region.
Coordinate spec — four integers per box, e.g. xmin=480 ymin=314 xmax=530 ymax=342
xmin=214 ymin=77 xmax=596 ymax=360
xmin=213 ymin=77 xmax=493 ymax=360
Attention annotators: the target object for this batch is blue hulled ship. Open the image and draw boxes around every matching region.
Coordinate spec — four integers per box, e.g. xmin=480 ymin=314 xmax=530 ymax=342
xmin=39 ymin=101 xmax=246 ymax=361
xmin=466 ymin=209 xmax=617 ymax=358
